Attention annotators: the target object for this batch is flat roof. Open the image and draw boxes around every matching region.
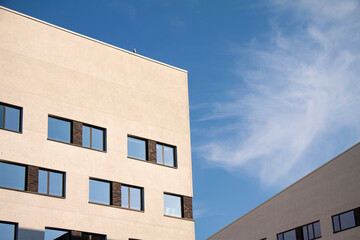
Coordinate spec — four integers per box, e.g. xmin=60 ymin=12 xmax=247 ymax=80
xmin=0 ymin=5 xmax=187 ymax=73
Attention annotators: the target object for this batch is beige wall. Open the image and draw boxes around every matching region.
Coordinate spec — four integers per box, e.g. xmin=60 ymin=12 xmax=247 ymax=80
xmin=0 ymin=6 xmax=194 ymax=240
xmin=208 ymin=143 xmax=360 ymax=240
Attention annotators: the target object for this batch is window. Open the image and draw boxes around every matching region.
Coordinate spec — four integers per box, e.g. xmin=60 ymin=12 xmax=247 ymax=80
xmin=156 ymin=143 xmax=176 ymax=167
xmin=332 ymin=208 xmax=360 ymax=233
xmin=82 ymin=125 xmax=105 ymax=151
xmin=0 ymin=103 xmax=22 ymax=132
xmin=302 ymin=221 xmax=321 ymax=240
xmin=128 ymin=136 xmax=146 ymax=160
xmin=0 ymin=162 xmax=26 ymax=190
xmin=48 ymin=116 xmax=72 ymax=143
xmin=0 ymin=221 xmax=17 ymax=240
xmin=164 ymin=193 xmax=182 ymax=218
xmin=89 ymin=179 xmax=111 ymax=205
xmin=121 ymin=185 xmax=143 ymax=211
xmin=44 ymin=228 xmax=70 ymax=240
xmin=277 ymin=229 xmax=296 ymax=240
xmin=82 ymin=232 xmax=106 ymax=240
xmin=38 ymin=169 xmax=64 ymax=197
xmin=277 ymin=221 xmax=321 ymax=240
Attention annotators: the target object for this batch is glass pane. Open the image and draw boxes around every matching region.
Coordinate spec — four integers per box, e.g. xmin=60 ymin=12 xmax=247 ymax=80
xmin=277 ymin=234 xmax=283 ymax=240
xmin=332 ymin=215 xmax=340 ymax=232
xmin=0 ymin=222 xmax=16 ymax=240
xmin=127 ymin=137 xmax=146 ymax=160
xmin=121 ymin=185 xmax=129 ymax=208
xmin=283 ymin=230 xmax=296 ymax=240
xmin=38 ymin=170 xmax=48 ymax=194
xmin=0 ymin=105 xmax=4 ymax=128
xmin=164 ymin=146 xmax=175 ymax=167
xmin=130 ymin=187 xmax=141 ymax=210
xmin=340 ymin=211 xmax=356 ymax=230
xmin=4 ymin=106 xmax=20 ymax=132
xmin=164 ymin=194 xmax=182 ymax=218
xmin=302 ymin=226 xmax=308 ymax=240
xmin=49 ymin=171 xmax=63 ymax=197
xmin=44 ymin=228 xmax=70 ymax=240
xmin=92 ymin=127 xmax=104 ymax=151
xmin=82 ymin=125 xmax=90 ymax=148
xmin=156 ymin=144 xmax=163 ymax=164
xmin=89 ymin=179 xmax=110 ymax=205
xmin=308 ymin=224 xmax=314 ymax=239
xmin=313 ymin=221 xmax=321 ymax=238
xmin=0 ymin=162 xmax=26 ymax=190
xmin=48 ymin=117 xmax=71 ymax=143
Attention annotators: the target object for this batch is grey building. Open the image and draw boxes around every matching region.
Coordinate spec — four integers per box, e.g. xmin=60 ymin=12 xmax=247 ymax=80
xmin=208 ymin=142 xmax=360 ymax=240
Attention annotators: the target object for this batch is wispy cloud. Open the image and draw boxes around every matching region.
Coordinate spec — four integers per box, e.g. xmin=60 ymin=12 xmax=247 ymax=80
xmin=199 ymin=0 xmax=360 ymax=186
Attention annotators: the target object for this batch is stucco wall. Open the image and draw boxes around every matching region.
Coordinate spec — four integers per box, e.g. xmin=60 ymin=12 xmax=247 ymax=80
xmin=0 ymin=6 xmax=194 ymax=240
xmin=208 ymin=143 xmax=360 ymax=240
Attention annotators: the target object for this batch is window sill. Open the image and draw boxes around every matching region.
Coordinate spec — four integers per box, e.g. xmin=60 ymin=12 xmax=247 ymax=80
xmin=164 ymin=214 xmax=194 ymax=222
xmin=47 ymin=138 xmax=106 ymax=153
xmin=0 ymin=186 xmax=65 ymax=199
xmin=334 ymin=225 xmax=359 ymax=234
xmin=88 ymin=201 xmax=144 ymax=213
xmin=0 ymin=128 xmax=22 ymax=134
xmin=127 ymin=156 xmax=178 ymax=169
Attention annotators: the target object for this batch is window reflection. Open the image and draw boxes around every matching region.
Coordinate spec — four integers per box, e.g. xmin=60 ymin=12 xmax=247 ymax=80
xmin=82 ymin=125 xmax=105 ymax=151
xmin=44 ymin=228 xmax=70 ymax=240
xmin=0 ymin=103 xmax=22 ymax=132
xmin=38 ymin=169 xmax=64 ymax=197
xmin=128 ymin=137 xmax=146 ymax=160
xmin=89 ymin=179 xmax=110 ymax=205
xmin=0 ymin=222 xmax=16 ymax=240
xmin=0 ymin=162 xmax=26 ymax=190
xmin=48 ymin=117 xmax=71 ymax=143
xmin=164 ymin=194 xmax=182 ymax=218
xmin=121 ymin=185 xmax=142 ymax=210
xmin=156 ymin=143 xmax=175 ymax=167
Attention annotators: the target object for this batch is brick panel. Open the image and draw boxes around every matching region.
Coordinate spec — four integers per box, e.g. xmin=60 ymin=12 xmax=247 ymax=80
xmin=73 ymin=121 xmax=82 ymax=146
xmin=27 ymin=165 xmax=39 ymax=192
xmin=148 ymin=139 xmax=156 ymax=163
xmin=183 ymin=196 xmax=193 ymax=219
xmin=112 ymin=181 xmax=121 ymax=207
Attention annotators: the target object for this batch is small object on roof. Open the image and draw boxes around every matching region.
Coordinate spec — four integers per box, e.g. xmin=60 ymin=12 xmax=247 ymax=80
xmin=133 ymin=48 xmax=136 ymax=53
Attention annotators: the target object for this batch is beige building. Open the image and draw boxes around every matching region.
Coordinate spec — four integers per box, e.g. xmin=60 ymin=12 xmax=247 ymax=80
xmin=208 ymin=142 xmax=360 ymax=240
xmin=0 ymin=6 xmax=194 ymax=240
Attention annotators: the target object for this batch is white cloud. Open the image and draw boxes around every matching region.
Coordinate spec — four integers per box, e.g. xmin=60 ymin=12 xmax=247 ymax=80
xmin=199 ymin=0 xmax=360 ymax=186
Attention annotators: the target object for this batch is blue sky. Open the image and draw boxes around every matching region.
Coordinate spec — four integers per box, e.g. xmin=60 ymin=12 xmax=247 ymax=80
xmin=2 ymin=0 xmax=360 ymax=239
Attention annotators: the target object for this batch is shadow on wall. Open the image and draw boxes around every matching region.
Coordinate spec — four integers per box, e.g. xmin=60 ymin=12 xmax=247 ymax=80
xmin=18 ymin=228 xmax=44 ymax=240
xmin=17 ymin=227 xmax=119 ymax=240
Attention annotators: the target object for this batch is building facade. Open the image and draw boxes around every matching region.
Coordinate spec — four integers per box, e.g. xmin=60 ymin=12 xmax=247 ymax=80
xmin=0 ymin=6 xmax=194 ymax=240
xmin=208 ymin=143 xmax=360 ymax=240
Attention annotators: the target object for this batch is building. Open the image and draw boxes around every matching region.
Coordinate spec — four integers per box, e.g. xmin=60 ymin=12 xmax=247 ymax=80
xmin=0 ymin=6 xmax=194 ymax=240
xmin=208 ymin=142 xmax=360 ymax=240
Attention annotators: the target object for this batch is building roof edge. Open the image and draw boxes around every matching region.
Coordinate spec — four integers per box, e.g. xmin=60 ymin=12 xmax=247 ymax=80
xmin=207 ymin=141 xmax=360 ymax=239
xmin=0 ymin=5 xmax=188 ymax=73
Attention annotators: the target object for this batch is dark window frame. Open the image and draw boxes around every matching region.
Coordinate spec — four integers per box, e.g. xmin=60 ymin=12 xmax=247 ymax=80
xmin=332 ymin=207 xmax=360 ymax=233
xmin=0 ymin=220 xmax=18 ymax=240
xmin=127 ymin=135 xmax=148 ymax=161
xmin=38 ymin=168 xmax=65 ymax=197
xmin=156 ymin=142 xmax=177 ymax=167
xmin=121 ymin=184 xmax=144 ymax=211
xmin=0 ymin=102 xmax=22 ymax=133
xmin=82 ymin=124 xmax=106 ymax=151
